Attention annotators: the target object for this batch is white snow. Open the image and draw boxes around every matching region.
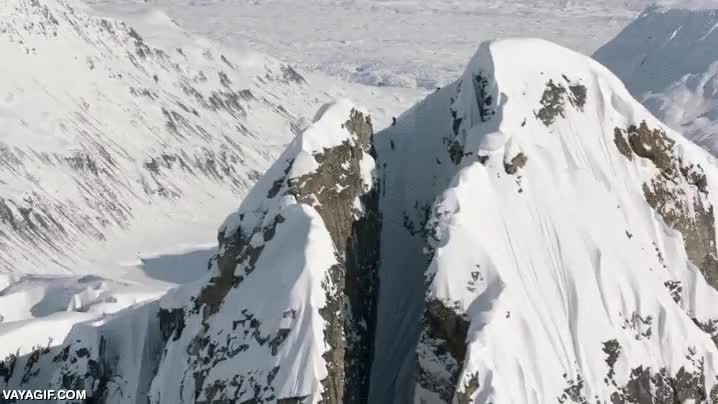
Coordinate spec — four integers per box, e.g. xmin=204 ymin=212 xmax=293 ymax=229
xmin=151 ymin=99 xmax=375 ymax=403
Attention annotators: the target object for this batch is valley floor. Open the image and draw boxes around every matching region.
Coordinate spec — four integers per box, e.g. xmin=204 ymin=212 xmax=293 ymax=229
xmin=86 ymin=0 xmax=654 ymax=89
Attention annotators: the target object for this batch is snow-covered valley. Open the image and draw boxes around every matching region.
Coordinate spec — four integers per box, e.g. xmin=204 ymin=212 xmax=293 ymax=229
xmin=87 ymin=0 xmax=653 ymax=89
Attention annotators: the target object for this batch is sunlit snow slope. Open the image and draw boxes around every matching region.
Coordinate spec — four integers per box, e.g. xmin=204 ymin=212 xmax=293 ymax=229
xmin=379 ymin=37 xmax=718 ymax=403
xmin=594 ymin=4 xmax=718 ymax=156
xmin=0 ymin=0 xmax=418 ymax=276
xmin=151 ymin=99 xmax=379 ymax=403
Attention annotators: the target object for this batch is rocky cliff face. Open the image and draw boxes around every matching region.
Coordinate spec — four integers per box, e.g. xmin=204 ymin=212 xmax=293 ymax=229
xmin=147 ymin=100 xmax=381 ymax=403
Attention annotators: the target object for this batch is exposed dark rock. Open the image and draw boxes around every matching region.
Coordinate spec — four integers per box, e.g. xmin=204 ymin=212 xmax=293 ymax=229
xmin=288 ymin=109 xmax=380 ymax=403
xmin=626 ymin=122 xmax=675 ymax=174
xmin=277 ymin=396 xmax=310 ymax=404
xmin=417 ymin=299 xmax=471 ymax=402
xmin=568 ymin=84 xmax=587 ymax=110
xmin=65 ymin=151 xmax=101 ymax=175
xmin=425 ymin=300 xmax=469 ymax=373
xmin=558 ymin=373 xmax=588 ymax=404
xmin=218 ymin=71 xmax=232 ymax=87
xmin=535 ymin=77 xmax=586 ymax=126
xmin=127 ymin=27 xmax=151 ymax=59
xmin=266 ymin=160 xmax=294 ymax=199
xmin=504 ymin=152 xmax=528 ymax=174
xmin=536 ymin=79 xmax=568 ymax=126
xmin=20 ymin=342 xmax=51 ymax=385
xmin=603 ymin=339 xmax=621 ymax=383
xmin=621 ymin=312 xmax=653 ymax=341
xmin=664 ymin=280 xmax=682 ymax=304
xmin=159 ymin=308 xmax=186 ymax=343
xmin=281 ymin=65 xmax=306 ymax=84
xmin=693 ymin=318 xmax=718 ymax=349
xmin=268 ymin=329 xmax=291 ymax=356
xmin=194 ymin=224 xmax=264 ymax=319
xmin=603 ymin=341 xmax=709 ymax=403
xmin=615 ymin=121 xmax=718 ymax=292
xmin=0 ymin=352 xmax=18 ymax=383
xmin=454 ymin=372 xmax=480 ymax=404
xmin=614 ymin=128 xmax=634 ymax=161
xmin=473 ymin=73 xmax=495 ymax=122
xmin=182 ymin=109 xmax=380 ymax=403
xmin=54 ymin=336 xmax=115 ymax=403
xmin=448 ymin=141 xmax=465 ymax=164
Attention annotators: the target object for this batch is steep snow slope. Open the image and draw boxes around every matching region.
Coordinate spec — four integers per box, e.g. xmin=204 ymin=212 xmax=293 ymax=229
xmin=150 ymin=99 xmax=380 ymax=403
xmin=594 ymin=4 xmax=718 ymax=156
xmin=379 ymin=37 xmax=718 ymax=403
xmin=0 ymin=0 xmax=419 ymax=276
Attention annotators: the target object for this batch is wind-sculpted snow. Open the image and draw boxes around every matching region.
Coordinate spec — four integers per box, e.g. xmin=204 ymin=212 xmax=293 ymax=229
xmin=594 ymin=5 xmax=718 ymax=157
xmin=149 ymin=100 xmax=380 ymax=403
xmin=0 ymin=0 xmax=324 ymax=274
xmin=370 ymin=38 xmax=718 ymax=402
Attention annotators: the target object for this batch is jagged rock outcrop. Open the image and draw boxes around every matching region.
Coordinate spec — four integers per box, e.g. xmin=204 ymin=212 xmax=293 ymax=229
xmin=149 ymin=100 xmax=380 ymax=403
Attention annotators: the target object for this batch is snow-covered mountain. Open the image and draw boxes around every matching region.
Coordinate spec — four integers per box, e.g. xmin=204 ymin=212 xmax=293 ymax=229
xmin=0 ymin=0 xmax=418 ymax=276
xmin=369 ymin=37 xmax=718 ymax=403
xmin=594 ymin=4 xmax=718 ymax=156
xmin=0 ymin=0 xmax=422 ymax=400
xmin=9 ymin=36 xmax=718 ymax=403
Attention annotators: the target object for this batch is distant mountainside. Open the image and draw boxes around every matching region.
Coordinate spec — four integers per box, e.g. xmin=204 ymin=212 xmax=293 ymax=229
xmin=594 ymin=4 xmax=718 ymax=156
xmin=0 ymin=0 xmax=417 ymax=276
xmin=8 ymin=36 xmax=718 ymax=403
